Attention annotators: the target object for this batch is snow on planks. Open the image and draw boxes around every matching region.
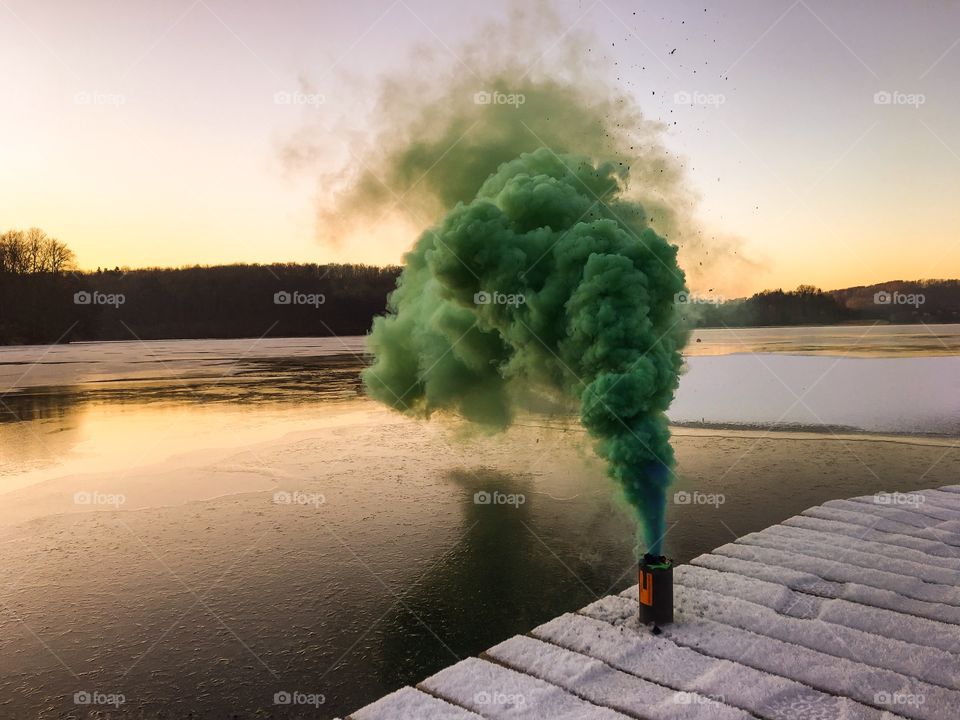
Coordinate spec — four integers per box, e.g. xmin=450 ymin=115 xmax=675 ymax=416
xmin=349 ymin=485 xmax=960 ymax=719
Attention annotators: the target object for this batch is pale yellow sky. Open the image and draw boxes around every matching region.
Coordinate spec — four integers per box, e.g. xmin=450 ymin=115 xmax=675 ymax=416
xmin=2 ymin=0 xmax=959 ymax=296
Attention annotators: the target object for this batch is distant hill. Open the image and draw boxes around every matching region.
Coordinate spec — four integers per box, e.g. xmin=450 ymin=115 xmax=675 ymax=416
xmin=0 ymin=263 xmax=401 ymax=345
xmin=0 ymin=254 xmax=957 ymax=345
xmin=830 ymin=280 xmax=960 ymax=323
xmin=693 ymin=279 xmax=960 ymax=327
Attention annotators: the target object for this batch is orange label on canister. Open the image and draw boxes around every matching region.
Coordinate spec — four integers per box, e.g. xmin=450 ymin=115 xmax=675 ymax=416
xmin=639 ymin=570 xmax=654 ymax=606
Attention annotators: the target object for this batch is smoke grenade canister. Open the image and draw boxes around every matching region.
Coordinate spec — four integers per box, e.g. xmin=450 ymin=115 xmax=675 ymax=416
xmin=639 ymin=554 xmax=674 ymax=626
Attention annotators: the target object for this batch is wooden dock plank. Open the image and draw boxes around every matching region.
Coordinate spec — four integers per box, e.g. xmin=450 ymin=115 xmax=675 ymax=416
xmin=691 ymin=551 xmax=960 ymax=626
xmin=711 ymin=542 xmax=960 ymax=605
xmin=419 ymin=656 xmax=630 ymax=719
xmin=782 ymin=514 xmax=960 ymax=558
xmin=666 ymin=584 xmax=960 ymax=691
xmin=676 ymin=564 xmax=960 ymax=653
xmin=584 ymin=594 xmax=953 ymax=720
xmin=737 ymin=529 xmax=960 ymax=586
xmin=759 ymin=524 xmax=960 ymax=573
xmin=350 ymin=686 xmax=482 ymax=719
xmin=532 ymin=609 xmax=897 ymax=720
xmin=484 ymin=634 xmax=755 ymax=720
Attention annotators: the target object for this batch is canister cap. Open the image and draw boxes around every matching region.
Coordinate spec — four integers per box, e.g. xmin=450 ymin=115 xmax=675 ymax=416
xmin=641 ymin=554 xmax=673 ymax=570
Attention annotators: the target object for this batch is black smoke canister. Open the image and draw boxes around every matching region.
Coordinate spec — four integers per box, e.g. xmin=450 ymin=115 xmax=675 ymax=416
xmin=639 ymin=554 xmax=674 ymax=626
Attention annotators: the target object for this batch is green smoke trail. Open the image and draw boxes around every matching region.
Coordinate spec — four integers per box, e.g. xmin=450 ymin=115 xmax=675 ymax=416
xmin=363 ymin=148 xmax=690 ymax=554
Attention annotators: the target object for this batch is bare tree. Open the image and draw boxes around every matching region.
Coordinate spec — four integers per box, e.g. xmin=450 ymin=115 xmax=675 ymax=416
xmin=46 ymin=238 xmax=76 ymax=274
xmin=0 ymin=230 xmax=28 ymax=274
xmin=0 ymin=228 xmax=76 ymax=275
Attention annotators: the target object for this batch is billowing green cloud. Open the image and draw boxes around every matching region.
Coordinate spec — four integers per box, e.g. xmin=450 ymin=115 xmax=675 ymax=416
xmin=364 ymin=149 xmax=689 ymax=553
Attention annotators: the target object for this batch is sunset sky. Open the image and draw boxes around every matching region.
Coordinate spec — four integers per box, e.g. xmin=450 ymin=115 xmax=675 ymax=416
xmin=2 ymin=0 xmax=959 ymax=295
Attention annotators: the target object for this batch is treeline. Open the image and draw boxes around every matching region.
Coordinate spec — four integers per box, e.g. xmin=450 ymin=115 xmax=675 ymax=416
xmin=0 ymin=257 xmax=401 ymax=345
xmin=2 ymin=230 xmax=958 ymax=345
xmin=693 ymin=281 xmax=960 ymax=327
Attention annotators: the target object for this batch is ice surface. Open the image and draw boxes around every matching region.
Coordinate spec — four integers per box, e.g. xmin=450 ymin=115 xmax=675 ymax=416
xmin=4 ymin=339 xmax=957 ymax=435
xmin=0 ymin=337 xmax=368 ymax=391
xmin=671 ymin=355 xmax=960 ymax=435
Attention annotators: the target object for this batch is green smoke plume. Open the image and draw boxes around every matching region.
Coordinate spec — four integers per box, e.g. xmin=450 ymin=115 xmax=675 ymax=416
xmin=363 ymin=148 xmax=690 ymax=553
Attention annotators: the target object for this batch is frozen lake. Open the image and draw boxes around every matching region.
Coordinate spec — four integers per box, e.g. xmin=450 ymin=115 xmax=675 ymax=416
xmin=2 ymin=325 xmax=957 ymax=494
xmin=0 ymin=324 xmax=958 ymax=718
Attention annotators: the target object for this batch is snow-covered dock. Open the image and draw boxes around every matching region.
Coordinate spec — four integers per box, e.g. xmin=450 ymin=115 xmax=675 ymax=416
xmin=349 ymin=486 xmax=960 ymax=720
